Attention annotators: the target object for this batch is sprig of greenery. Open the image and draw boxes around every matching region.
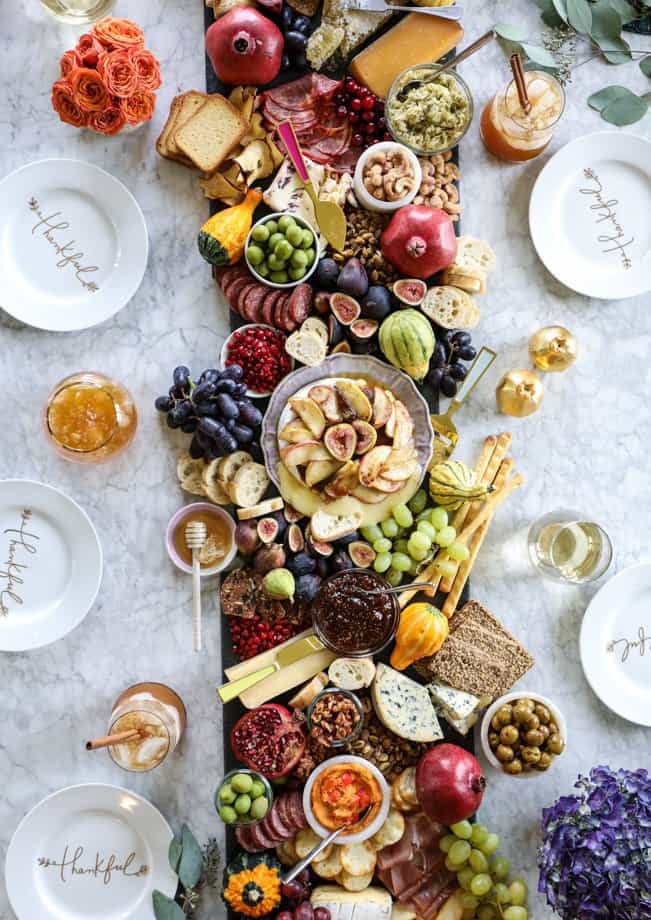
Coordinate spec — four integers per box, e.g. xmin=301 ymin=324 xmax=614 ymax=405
xmin=153 ymin=826 xmax=222 ymax=920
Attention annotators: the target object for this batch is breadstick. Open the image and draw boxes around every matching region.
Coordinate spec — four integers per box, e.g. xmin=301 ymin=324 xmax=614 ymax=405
xmin=441 ymin=435 xmax=499 ymax=593
xmin=399 ymin=571 xmax=441 ymax=609
xmin=456 ymin=472 xmax=523 ymax=545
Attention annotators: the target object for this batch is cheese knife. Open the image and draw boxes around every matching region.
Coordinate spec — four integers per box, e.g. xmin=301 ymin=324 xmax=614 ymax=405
xmin=340 ymin=0 xmax=462 ymax=18
xmin=217 ymin=633 xmax=326 ymax=703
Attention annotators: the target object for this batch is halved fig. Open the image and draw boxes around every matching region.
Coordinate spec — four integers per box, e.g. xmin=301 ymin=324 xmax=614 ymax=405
xmin=284 ymin=504 xmax=304 ymax=523
xmin=328 ymin=315 xmax=344 ymax=347
xmin=349 ymin=318 xmax=378 ymax=343
xmin=324 ymin=423 xmax=357 ymax=462
xmin=352 ymin=419 xmax=377 ymax=455
xmin=257 ymin=517 xmax=279 ymax=544
xmin=348 ymin=541 xmax=376 ymax=568
xmin=392 ymin=401 xmax=414 ymax=450
xmin=331 ymin=293 xmax=361 ymax=326
xmin=324 ymin=460 xmax=359 ymax=498
xmin=305 ymin=459 xmax=343 ymax=488
xmin=352 ymin=484 xmax=387 ymax=504
xmin=373 ymin=476 xmax=404 ymax=493
xmin=289 ymin=397 xmax=326 ymax=439
xmin=306 ymin=528 xmax=334 ymax=557
xmin=372 ymin=387 xmax=392 ymax=430
xmin=359 ymin=445 xmax=393 ymax=486
xmin=286 ymin=523 xmax=305 ymax=553
xmin=279 ymin=421 xmax=313 ymax=444
xmin=381 ymin=459 xmax=417 ymax=482
xmin=314 ymin=291 xmax=332 ymax=315
xmin=281 ymin=441 xmax=332 ymax=465
xmin=336 ymin=380 xmax=372 ymax=422
xmin=393 ymin=278 xmax=427 ymax=306
xmin=331 ymin=341 xmax=351 ymax=354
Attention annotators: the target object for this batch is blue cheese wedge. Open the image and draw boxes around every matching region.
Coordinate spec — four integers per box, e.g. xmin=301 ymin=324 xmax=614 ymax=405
xmin=311 ymin=885 xmax=392 ymax=919
xmin=436 ymin=705 xmax=480 ymax=736
xmin=371 ymin=663 xmax=443 ymax=743
xmin=426 ymin=679 xmax=484 ymax=721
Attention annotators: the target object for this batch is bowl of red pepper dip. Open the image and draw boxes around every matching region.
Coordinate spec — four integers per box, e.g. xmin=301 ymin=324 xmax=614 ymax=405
xmin=303 ymin=755 xmax=390 ymax=844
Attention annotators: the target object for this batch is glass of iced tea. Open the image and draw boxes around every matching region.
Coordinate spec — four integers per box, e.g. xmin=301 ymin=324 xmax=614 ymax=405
xmin=108 ymin=682 xmax=187 ymax=773
xmin=45 ymin=372 xmax=137 ymax=464
xmin=480 ymin=70 xmax=565 ymax=162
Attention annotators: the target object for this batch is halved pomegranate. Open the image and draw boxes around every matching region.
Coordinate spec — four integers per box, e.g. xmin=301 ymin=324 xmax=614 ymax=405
xmin=230 ymin=703 xmax=306 ymax=779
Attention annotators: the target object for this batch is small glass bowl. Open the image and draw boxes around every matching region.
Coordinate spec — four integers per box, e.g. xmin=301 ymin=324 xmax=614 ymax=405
xmin=385 ymin=66 xmax=474 ymax=157
xmin=215 ymin=768 xmax=274 ymax=827
xmin=306 ymin=687 xmax=365 ymax=749
xmin=244 ymin=213 xmax=319 ymax=290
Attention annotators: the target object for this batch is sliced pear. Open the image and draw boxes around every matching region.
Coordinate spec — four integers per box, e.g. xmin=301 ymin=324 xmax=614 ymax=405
xmin=352 ymin=420 xmax=377 ymax=455
xmin=351 ymin=484 xmax=387 ymax=504
xmin=359 ymin=445 xmax=393 ymax=487
xmin=305 ymin=459 xmax=343 ymax=488
xmin=309 ymin=385 xmax=335 ymax=404
xmin=324 ymin=460 xmax=360 ymax=498
xmin=373 ymin=476 xmax=404 ymax=493
xmin=385 ymin=391 xmax=397 ymax=437
xmin=391 ymin=446 xmax=417 ymax=464
xmin=286 ymin=464 xmax=305 ymax=484
xmin=371 ymin=387 xmax=392 ymax=430
xmin=309 ymin=385 xmax=343 ymax=423
xmin=279 ymin=421 xmax=314 ymax=444
xmin=336 ymin=380 xmax=372 ymax=422
xmin=281 ymin=441 xmax=332 ymax=465
xmin=289 ymin=397 xmax=326 ymax=439
xmin=381 ymin=460 xmax=418 ymax=482
xmin=392 ymin=401 xmax=414 ymax=450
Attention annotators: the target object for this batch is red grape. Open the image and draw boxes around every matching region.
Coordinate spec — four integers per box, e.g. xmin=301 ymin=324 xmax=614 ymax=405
xmin=295 ymin=904 xmax=314 ymax=920
xmin=277 ymin=913 xmax=294 ymax=920
xmin=282 ymin=880 xmax=304 ymax=900
xmin=314 ymin=909 xmax=331 ymax=920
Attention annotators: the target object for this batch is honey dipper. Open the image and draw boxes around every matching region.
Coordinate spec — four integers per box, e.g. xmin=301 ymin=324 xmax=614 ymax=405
xmin=185 ymin=520 xmax=207 ymax=653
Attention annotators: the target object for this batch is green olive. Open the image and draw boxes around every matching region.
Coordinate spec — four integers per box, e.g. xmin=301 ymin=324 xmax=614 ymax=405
xmin=488 ymin=731 xmax=500 ymax=749
xmin=496 ymin=705 xmax=513 ymax=726
xmin=524 ymin=713 xmax=541 ymax=731
xmin=491 ymin=714 xmax=503 ymax=732
xmin=534 ymin=704 xmax=551 ymax=723
xmin=518 ymin=698 xmax=536 ymax=712
xmin=525 ymin=729 xmax=545 ymax=746
xmin=499 ymin=725 xmax=520 ymax=746
xmin=533 ymin=752 xmax=554 ymax=771
xmin=548 ymin=721 xmax=559 ymax=734
xmin=503 ymin=758 xmax=523 ymax=775
xmin=520 ymin=746 xmax=542 ymax=765
xmin=547 ymin=733 xmax=565 ymax=755
xmin=538 ymin=724 xmax=550 ymax=741
xmin=512 ymin=705 xmax=532 ymax=725
xmin=496 ymin=744 xmax=515 ymax=763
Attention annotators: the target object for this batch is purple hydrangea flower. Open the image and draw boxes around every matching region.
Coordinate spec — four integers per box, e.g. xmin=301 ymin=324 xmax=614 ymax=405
xmin=538 ymin=766 xmax=651 ymax=919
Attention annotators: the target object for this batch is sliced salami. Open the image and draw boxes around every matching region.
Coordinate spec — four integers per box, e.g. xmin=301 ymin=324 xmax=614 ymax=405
xmin=266 ymin=799 xmax=293 ymax=839
xmin=249 ymin=820 xmax=284 ymax=851
xmin=260 ymin=288 xmax=278 ymax=326
xmin=274 ymin=793 xmax=295 ymax=834
xmin=288 ymin=284 xmax=313 ymax=324
xmin=273 ymin=294 xmax=289 ymax=331
xmin=235 ymin=825 xmax=260 ymax=853
xmin=225 ymin=275 xmax=253 ymax=310
xmin=236 ymin=282 xmax=260 ymax=319
xmin=286 ymin=790 xmax=307 ymax=831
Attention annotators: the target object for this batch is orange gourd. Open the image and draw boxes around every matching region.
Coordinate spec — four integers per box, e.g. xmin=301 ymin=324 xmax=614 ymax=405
xmin=390 ymin=602 xmax=449 ymax=671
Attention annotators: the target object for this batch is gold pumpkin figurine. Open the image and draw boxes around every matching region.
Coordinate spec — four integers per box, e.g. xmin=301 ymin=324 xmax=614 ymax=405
xmin=529 ymin=326 xmax=577 ymax=372
xmin=496 ymin=369 xmax=543 ymax=417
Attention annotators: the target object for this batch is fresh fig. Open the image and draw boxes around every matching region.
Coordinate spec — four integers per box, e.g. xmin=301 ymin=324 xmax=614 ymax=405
xmin=328 ymin=314 xmax=344 ymax=346
xmin=306 ymin=531 xmax=334 ymax=557
xmin=362 ymin=285 xmax=393 ymax=321
xmin=336 ymin=257 xmax=368 ymax=298
xmin=330 ymin=293 xmax=361 ymax=326
xmin=352 ymin=419 xmax=377 ymax=454
xmin=272 ymin=510 xmax=287 ymax=541
xmin=286 ymin=551 xmax=317 ymax=576
xmin=324 ymin=423 xmax=357 ymax=461
xmin=284 ymin=504 xmax=304 ymax=523
xmin=351 ymin=339 xmax=379 ymax=356
xmin=315 ymin=555 xmax=330 ymax=578
xmin=348 ymin=541 xmax=376 ymax=568
xmin=285 ymin=523 xmax=305 ymax=554
xmin=314 ymin=291 xmax=332 ymax=315
xmin=335 ymin=530 xmax=360 ymax=546
xmin=257 ymin=517 xmax=279 ymax=544
xmin=253 ymin=542 xmax=286 ymax=573
xmin=393 ymin=278 xmax=427 ymax=306
xmin=349 ymin=318 xmax=379 ymax=342
xmin=331 ymin=340 xmax=352 ymax=354
xmin=263 ymin=568 xmax=295 ymax=602
xmin=235 ymin=520 xmax=260 ymax=555
xmin=330 ymin=550 xmax=354 ymax=573
xmin=295 ymin=573 xmax=322 ymax=604
xmin=315 ymin=257 xmax=340 ymax=291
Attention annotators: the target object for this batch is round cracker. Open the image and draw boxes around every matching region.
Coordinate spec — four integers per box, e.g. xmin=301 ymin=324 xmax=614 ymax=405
xmin=310 ymin=841 xmax=333 ymax=865
xmin=276 ymin=839 xmax=297 ymax=867
xmin=397 ymin=767 xmax=418 ymax=807
xmin=339 ymin=841 xmax=376 ymax=878
xmin=338 ymin=868 xmax=375 ymax=892
xmin=371 ymin=808 xmax=405 ymax=850
xmin=312 ymin=846 xmax=342 ymax=879
xmin=294 ymin=827 xmax=322 ymax=860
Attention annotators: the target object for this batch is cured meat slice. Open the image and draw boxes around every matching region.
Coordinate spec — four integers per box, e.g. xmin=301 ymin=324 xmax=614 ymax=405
xmin=263 ymin=100 xmax=318 ymax=127
xmin=267 ymin=799 xmax=293 ymax=839
xmin=376 ymin=827 xmax=414 ymax=872
xmin=225 ymin=275 xmax=253 ymax=310
xmin=236 ymin=282 xmax=259 ymax=318
xmin=287 ymin=283 xmax=313 ymax=324
xmin=260 ymin=288 xmax=278 ymax=326
xmin=327 ymin=145 xmax=361 ymax=174
xmin=273 ymin=293 xmax=290 ymax=331
xmin=242 ymin=284 xmax=267 ymax=323
xmin=409 ymin=879 xmax=457 ymax=920
xmin=406 ymin=813 xmax=443 ymax=851
xmin=274 ymin=792 xmax=296 ymax=834
xmin=250 ymin=819 xmax=284 ymax=851
xmin=285 ymin=790 xmax=307 ymax=831
xmin=218 ymin=265 xmax=247 ymax=294
xmin=264 ymin=74 xmax=340 ymax=111
xmin=235 ymin=825 xmax=260 ymax=853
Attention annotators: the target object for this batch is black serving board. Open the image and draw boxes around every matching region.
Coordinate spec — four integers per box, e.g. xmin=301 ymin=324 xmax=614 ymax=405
xmin=202 ymin=0 xmax=472 ymax=891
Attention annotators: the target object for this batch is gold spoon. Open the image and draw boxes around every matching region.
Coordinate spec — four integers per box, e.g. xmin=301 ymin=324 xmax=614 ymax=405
xmin=397 ymin=29 xmax=495 ymax=102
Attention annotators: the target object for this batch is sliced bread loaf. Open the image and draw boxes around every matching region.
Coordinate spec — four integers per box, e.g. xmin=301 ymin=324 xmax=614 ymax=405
xmin=310 ymin=508 xmax=363 ymax=542
xmin=455 ymin=236 xmax=497 ymax=274
xmin=229 ymin=461 xmax=270 ymax=508
xmin=175 ymin=94 xmax=248 ymax=173
xmin=421 ymin=285 xmax=478 ymax=330
xmin=167 ymin=90 xmax=207 ymax=158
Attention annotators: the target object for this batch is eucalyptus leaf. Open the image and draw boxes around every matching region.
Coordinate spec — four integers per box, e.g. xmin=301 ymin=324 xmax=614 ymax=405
xmin=567 ymin=0 xmax=592 ymax=33
xmin=168 ymin=836 xmax=183 ymax=875
xmin=641 ymin=56 xmax=651 ymax=78
xmin=588 ymin=84 xmax=631 ymax=110
xmin=552 ymin=0 xmax=569 ymax=22
xmin=601 ymin=39 xmax=632 ymax=65
xmin=153 ymin=891 xmax=185 ymax=920
xmin=601 ymin=93 xmax=649 ymax=125
xmin=495 ymin=22 xmax=529 ymax=42
xmin=520 ymin=43 xmax=558 ymax=67
xmin=178 ymin=825 xmax=203 ymax=890
xmin=538 ymin=0 xmax=567 ymax=28
xmin=607 ymin=0 xmax=638 ymax=23
xmin=590 ymin=1 xmax=624 ymax=43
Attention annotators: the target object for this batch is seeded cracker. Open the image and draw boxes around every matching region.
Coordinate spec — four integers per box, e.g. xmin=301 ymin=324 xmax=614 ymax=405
xmin=413 ymin=599 xmax=535 ymax=700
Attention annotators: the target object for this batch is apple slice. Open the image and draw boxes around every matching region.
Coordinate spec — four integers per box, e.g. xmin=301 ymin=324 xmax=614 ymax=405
xmin=309 ymin=385 xmax=343 ymax=423
xmin=385 ymin=391 xmax=397 ymax=437
xmin=391 ymin=446 xmax=417 ymax=464
xmin=392 ymin=401 xmax=414 ymax=450
xmin=289 ymin=397 xmax=326 ymax=439
xmin=324 ymin=460 xmax=360 ymax=498
xmin=281 ymin=441 xmax=332 ymax=465
xmin=373 ymin=476 xmax=404 ymax=494
xmin=359 ymin=445 xmax=393 ymax=487
xmin=279 ymin=421 xmax=314 ymax=444
xmin=371 ymin=387 xmax=392 ymax=430
xmin=336 ymin=380 xmax=372 ymax=422
xmin=352 ymin=420 xmax=377 ymax=455
xmin=286 ymin=464 xmax=305 ymax=484
xmin=381 ymin=460 xmax=418 ymax=482
xmin=305 ymin=459 xmax=343 ymax=488
xmin=351 ymin=484 xmax=387 ymax=504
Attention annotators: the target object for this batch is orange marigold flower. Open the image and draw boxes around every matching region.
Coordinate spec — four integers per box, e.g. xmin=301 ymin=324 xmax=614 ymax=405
xmin=129 ymin=48 xmax=162 ymax=93
xmin=60 ymin=50 xmax=81 ymax=79
xmin=120 ymin=90 xmax=156 ymax=126
xmin=92 ymin=16 xmax=145 ymax=51
xmin=70 ymin=67 xmax=110 ymax=113
xmin=51 ymin=79 xmax=88 ymax=129
xmin=88 ymin=104 xmax=127 ymax=136
xmin=75 ymin=33 xmax=105 ymax=67
xmin=97 ymin=49 xmax=138 ymax=99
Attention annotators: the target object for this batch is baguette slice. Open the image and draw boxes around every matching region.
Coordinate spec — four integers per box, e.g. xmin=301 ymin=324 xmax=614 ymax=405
xmin=176 ymin=94 xmax=248 ymax=173
xmin=310 ymin=508 xmax=363 ymax=542
xmin=455 ymin=235 xmax=497 ymax=274
xmin=285 ymin=331 xmax=327 ymax=367
xmin=237 ymin=496 xmax=284 ymax=520
xmin=168 ymin=90 xmax=207 ymax=157
xmin=328 ymin=657 xmax=376 ymax=690
xmin=289 ymin=672 xmax=328 ymax=710
xmin=421 ymin=285 xmax=476 ymax=330
xmin=440 ymin=267 xmax=486 ymax=295
xmin=217 ymin=450 xmax=252 ymax=484
xmin=229 ymin=461 xmax=270 ymax=508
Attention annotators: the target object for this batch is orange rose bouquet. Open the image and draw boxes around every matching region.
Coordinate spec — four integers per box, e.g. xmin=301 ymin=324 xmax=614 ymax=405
xmin=51 ymin=17 xmax=161 ymax=136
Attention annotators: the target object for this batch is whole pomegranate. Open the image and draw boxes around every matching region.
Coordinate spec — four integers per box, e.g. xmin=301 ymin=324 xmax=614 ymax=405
xmin=230 ymin=703 xmax=305 ymax=779
xmin=415 ymin=743 xmax=485 ymax=824
xmin=206 ymin=7 xmax=283 ymax=86
xmin=381 ymin=205 xmax=457 ymax=279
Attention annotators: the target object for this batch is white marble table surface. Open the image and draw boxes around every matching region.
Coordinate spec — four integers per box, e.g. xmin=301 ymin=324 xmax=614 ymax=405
xmin=1 ymin=1 xmax=650 ymax=917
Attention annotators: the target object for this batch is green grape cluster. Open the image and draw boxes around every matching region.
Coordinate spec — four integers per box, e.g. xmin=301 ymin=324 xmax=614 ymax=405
xmin=360 ymin=490 xmax=470 ymax=587
xmin=440 ymin=821 xmax=529 ymax=920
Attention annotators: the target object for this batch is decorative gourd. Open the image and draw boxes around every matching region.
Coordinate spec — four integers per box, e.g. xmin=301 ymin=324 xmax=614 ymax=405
xmin=391 ymin=602 xmax=449 ymax=670
xmin=222 ymin=851 xmax=281 ymax=918
xmin=197 ymin=188 xmax=262 ymax=266
xmin=428 ymin=460 xmax=494 ymax=510
xmin=379 ymin=309 xmax=435 ymax=382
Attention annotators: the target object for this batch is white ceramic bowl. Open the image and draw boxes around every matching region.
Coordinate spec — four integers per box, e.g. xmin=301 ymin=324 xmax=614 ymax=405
xmin=303 ymin=754 xmax=391 ymax=845
xmin=353 ymin=141 xmax=422 ymax=213
xmin=244 ymin=213 xmax=319 ymax=289
xmin=165 ymin=502 xmax=237 ymax=577
xmin=220 ymin=324 xmax=293 ymax=399
xmin=479 ymin=691 xmax=567 ymax=778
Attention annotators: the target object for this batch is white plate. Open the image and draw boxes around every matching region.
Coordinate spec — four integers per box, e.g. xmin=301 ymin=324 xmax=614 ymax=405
xmin=0 ymin=480 xmax=102 ymax=651
xmin=529 ymin=132 xmax=651 ymax=299
xmin=5 ymin=784 xmax=178 ymax=920
xmin=0 ymin=159 xmax=148 ymax=330
xmin=580 ymin=562 xmax=651 ymax=726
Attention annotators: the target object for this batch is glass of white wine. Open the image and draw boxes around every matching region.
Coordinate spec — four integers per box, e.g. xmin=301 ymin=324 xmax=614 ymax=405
xmin=39 ymin=0 xmax=115 ymax=25
xmin=528 ymin=510 xmax=613 ymax=584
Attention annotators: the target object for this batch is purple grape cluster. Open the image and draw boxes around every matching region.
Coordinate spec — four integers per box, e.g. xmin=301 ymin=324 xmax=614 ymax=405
xmin=276 ymin=870 xmax=331 ymax=920
xmin=427 ymin=330 xmax=477 ymax=398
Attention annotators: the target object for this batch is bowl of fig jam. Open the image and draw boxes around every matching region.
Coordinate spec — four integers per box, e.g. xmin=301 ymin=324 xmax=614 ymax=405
xmin=312 ymin=569 xmax=399 ymax=657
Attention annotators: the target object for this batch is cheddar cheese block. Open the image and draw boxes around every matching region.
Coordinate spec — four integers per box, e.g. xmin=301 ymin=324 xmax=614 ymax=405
xmin=349 ymin=14 xmax=463 ymax=99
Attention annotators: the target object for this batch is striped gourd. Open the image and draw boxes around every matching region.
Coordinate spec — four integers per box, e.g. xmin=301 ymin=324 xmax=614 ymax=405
xmin=379 ymin=309 xmax=435 ymax=382
xmin=428 ymin=460 xmax=494 ymax=510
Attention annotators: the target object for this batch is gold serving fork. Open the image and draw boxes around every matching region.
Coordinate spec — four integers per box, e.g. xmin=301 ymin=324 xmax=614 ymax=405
xmin=430 ymin=346 xmax=496 ymax=462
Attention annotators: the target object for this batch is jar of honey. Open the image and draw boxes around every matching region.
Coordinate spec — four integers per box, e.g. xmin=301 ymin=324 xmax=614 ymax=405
xmin=166 ymin=503 xmax=237 ymax=576
xmin=45 ymin=372 xmax=137 ymax=463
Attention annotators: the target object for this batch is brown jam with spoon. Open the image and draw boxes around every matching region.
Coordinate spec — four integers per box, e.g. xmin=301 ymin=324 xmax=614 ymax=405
xmin=312 ymin=569 xmax=399 ymax=656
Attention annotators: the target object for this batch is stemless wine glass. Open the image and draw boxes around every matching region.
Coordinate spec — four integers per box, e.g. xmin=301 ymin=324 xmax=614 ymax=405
xmin=528 ymin=510 xmax=613 ymax=584
xmin=107 ymin=682 xmax=187 ymax=773
xmin=39 ymin=0 xmax=116 ymax=24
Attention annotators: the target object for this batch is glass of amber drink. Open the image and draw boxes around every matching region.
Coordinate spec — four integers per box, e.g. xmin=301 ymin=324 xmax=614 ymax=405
xmin=108 ymin=682 xmax=187 ymax=773
xmin=480 ymin=71 xmax=565 ymax=162
xmin=45 ymin=372 xmax=137 ymax=463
